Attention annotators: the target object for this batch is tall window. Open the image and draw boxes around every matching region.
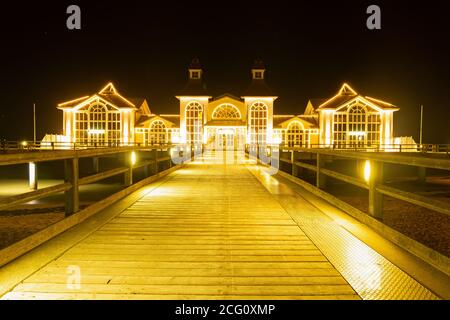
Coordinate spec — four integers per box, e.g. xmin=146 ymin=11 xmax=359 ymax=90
xmin=108 ymin=112 xmax=121 ymax=143
xmin=149 ymin=120 xmax=166 ymax=144
xmin=367 ymin=114 xmax=381 ymax=147
xmin=348 ymin=105 xmax=366 ymax=147
xmin=286 ymin=122 xmax=304 ymax=147
xmin=333 ymin=113 xmax=347 ymax=148
xmin=212 ymin=104 xmax=241 ymax=119
xmin=89 ymin=104 xmax=107 ymax=144
xmin=75 ymin=112 xmax=88 ymax=143
xmin=249 ymin=102 xmax=268 ymax=145
xmin=185 ymin=102 xmax=203 ymax=145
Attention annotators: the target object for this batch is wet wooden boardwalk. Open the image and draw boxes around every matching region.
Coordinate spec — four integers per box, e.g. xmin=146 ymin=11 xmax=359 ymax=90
xmin=0 ymin=153 xmax=442 ymax=299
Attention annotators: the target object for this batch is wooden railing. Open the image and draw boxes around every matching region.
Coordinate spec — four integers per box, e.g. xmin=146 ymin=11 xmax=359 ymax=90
xmin=268 ymin=147 xmax=450 ymax=219
xmin=0 ymin=145 xmax=185 ymax=216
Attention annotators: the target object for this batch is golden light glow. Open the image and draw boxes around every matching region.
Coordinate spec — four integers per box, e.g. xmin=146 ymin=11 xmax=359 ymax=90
xmin=131 ymin=151 xmax=137 ymax=166
xmin=171 ymin=134 xmax=180 ymax=144
xmin=364 ymin=96 xmax=394 ymax=107
xmin=317 ymin=83 xmax=358 ymax=109
xmin=338 ymin=83 xmax=358 ymax=95
xmin=58 ymin=96 xmax=90 ymax=107
xmin=29 ymin=162 xmax=36 ymax=189
xmin=99 ymin=82 xmax=118 ymax=94
xmin=364 ymin=160 xmax=371 ymax=183
xmin=88 ymin=129 xmax=105 ymax=134
xmin=21 ymin=141 xmax=28 ymax=147
xmin=348 ymin=131 xmax=367 ymax=136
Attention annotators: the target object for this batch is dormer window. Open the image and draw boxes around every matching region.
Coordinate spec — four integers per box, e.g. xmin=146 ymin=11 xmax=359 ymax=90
xmin=190 ymin=70 xmax=200 ymax=79
xmin=252 ymin=70 xmax=264 ymax=80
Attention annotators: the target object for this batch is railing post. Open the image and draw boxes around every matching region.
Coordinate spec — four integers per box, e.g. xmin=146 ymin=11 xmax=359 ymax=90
xmin=64 ymin=157 xmax=79 ymax=216
xmin=124 ymin=152 xmax=133 ymax=186
xmin=368 ymin=160 xmax=384 ymax=219
xmin=291 ymin=150 xmax=298 ymax=177
xmin=417 ymin=166 xmax=426 ymax=184
xmin=316 ymin=153 xmax=327 ymax=189
xmin=151 ymin=149 xmax=159 ymax=175
xmin=28 ymin=162 xmax=38 ymax=190
xmin=92 ymin=157 xmax=99 ymax=173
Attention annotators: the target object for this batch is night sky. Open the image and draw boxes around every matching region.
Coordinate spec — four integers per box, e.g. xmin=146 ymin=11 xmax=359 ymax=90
xmin=0 ymin=0 xmax=449 ymax=143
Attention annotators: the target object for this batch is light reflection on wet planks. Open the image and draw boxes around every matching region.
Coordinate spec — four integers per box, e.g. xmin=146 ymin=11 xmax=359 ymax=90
xmin=5 ymin=163 xmax=359 ymax=300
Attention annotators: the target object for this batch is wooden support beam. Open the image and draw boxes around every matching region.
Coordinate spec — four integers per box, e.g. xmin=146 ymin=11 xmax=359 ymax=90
xmin=316 ymin=154 xmax=327 ymax=189
xmin=320 ymin=168 xmax=368 ymax=189
xmin=151 ymin=149 xmax=158 ymax=175
xmin=0 ymin=183 xmax=70 ymax=211
xmin=64 ymin=157 xmax=79 ymax=216
xmin=291 ymin=151 xmax=298 ymax=177
xmin=28 ymin=162 xmax=38 ymax=190
xmin=123 ymin=152 xmax=133 ymax=186
xmin=79 ymin=167 xmax=129 ymax=185
xmin=294 ymin=161 xmax=318 ymax=173
xmin=377 ymin=184 xmax=450 ymax=217
xmin=418 ymin=166 xmax=427 ymax=183
xmin=368 ymin=160 xmax=384 ymax=219
xmin=92 ymin=157 xmax=99 ymax=173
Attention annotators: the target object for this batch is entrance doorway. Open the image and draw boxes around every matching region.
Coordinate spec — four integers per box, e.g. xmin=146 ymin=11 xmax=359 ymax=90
xmin=217 ymin=128 xmax=235 ymax=150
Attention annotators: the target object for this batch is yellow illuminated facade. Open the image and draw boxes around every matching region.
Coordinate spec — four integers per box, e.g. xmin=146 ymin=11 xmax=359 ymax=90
xmin=57 ymin=60 xmax=399 ymax=149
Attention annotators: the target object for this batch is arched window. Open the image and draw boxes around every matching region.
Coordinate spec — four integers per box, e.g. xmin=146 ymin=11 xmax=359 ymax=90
xmin=185 ymin=102 xmax=203 ymax=145
xmin=249 ymin=102 xmax=268 ymax=145
xmin=212 ymin=104 xmax=241 ymax=119
xmin=149 ymin=120 xmax=166 ymax=144
xmin=88 ymin=104 xmax=107 ymax=144
xmin=286 ymin=122 xmax=304 ymax=147
xmin=348 ymin=105 xmax=366 ymax=147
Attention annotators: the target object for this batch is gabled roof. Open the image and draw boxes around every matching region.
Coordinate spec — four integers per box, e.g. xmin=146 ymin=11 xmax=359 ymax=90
xmin=316 ymin=83 xmax=398 ymax=111
xmin=136 ymin=114 xmax=180 ymax=128
xmin=304 ymin=98 xmax=327 ymax=115
xmin=273 ymin=115 xmax=318 ymax=129
xmin=57 ymin=83 xmax=138 ymax=110
xmin=212 ymin=93 xmax=242 ymax=102
xmin=273 ymin=115 xmax=296 ymax=128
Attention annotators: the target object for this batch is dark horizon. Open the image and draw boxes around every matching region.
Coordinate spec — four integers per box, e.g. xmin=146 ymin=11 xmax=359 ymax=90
xmin=0 ymin=0 xmax=449 ymax=143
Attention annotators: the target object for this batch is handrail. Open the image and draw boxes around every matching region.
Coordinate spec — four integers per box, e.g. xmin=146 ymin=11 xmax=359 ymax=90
xmin=0 ymin=183 xmax=71 ymax=211
xmin=0 ymin=147 xmax=179 ymax=215
xmin=270 ymin=148 xmax=450 ymax=220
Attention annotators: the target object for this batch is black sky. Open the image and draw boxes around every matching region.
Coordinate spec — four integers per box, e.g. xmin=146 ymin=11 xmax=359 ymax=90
xmin=0 ymin=0 xmax=449 ymax=143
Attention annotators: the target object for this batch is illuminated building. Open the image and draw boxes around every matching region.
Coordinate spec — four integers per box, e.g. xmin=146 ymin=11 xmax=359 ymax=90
xmin=57 ymin=59 xmax=399 ymax=149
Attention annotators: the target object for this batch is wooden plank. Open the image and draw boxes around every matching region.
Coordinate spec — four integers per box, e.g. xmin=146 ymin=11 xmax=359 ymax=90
xmin=23 ymin=275 xmax=347 ymax=286
xmin=12 ymin=283 xmax=356 ymax=295
xmin=3 ymin=157 xmax=358 ymax=300
xmin=2 ymin=292 xmax=360 ymax=300
xmin=35 ymin=266 xmax=343 ymax=277
xmin=59 ymin=254 xmax=327 ymax=262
